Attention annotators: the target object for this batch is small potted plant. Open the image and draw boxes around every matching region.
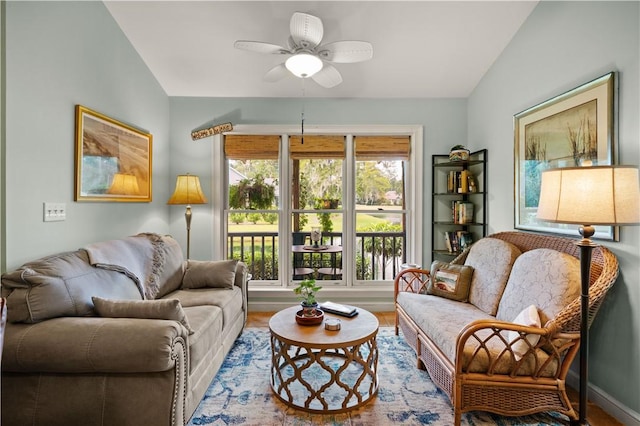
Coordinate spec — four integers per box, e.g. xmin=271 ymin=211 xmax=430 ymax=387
xmin=293 ymin=278 xmax=322 ymax=317
xmin=449 ymin=144 xmax=470 ymax=162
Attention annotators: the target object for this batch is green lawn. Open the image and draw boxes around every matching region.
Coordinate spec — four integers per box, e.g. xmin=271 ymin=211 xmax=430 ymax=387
xmin=228 ymin=207 xmax=401 ymax=233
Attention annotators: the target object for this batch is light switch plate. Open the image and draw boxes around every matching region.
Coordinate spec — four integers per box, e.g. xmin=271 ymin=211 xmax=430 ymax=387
xmin=44 ymin=202 xmax=66 ymax=222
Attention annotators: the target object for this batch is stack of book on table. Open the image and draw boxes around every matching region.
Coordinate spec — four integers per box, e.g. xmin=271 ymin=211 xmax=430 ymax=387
xmin=319 ymin=301 xmax=358 ymax=317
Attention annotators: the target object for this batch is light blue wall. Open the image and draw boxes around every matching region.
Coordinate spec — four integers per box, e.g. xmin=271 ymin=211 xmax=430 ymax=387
xmin=168 ymin=97 xmax=467 ymax=260
xmin=3 ymin=1 xmax=171 ymax=269
xmin=468 ymin=1 xmax=640 ymax=415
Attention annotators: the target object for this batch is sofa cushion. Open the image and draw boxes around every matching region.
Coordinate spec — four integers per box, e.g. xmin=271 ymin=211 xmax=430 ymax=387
xmin=1 ymin=250 xmax=142 ymax=323
xmin=464 ymin=238 xmax=522 ymax=316
xmin=183 ymin=305 xmax=223 ymax=376
xmin=182 ymin=259 xmax=238 ymax=289
xmin=427 ymin=261 xmax=474 ymax=302
xmin=496 ymin=248 xmax=581 ymax=326
xmin=508 ymin=304 xmax=541 ymax=361
xmin=167 ymin=287 xmax=244 ymax=332
xmin=92 ymin=297 xmax=194 ymax=334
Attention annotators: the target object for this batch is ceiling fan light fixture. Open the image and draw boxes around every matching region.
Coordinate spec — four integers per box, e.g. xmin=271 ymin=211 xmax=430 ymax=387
xmin=285 ymin=53 xmax=323 ymax=78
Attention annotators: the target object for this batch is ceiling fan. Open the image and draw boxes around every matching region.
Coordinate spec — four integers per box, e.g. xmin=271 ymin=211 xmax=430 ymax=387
xmin=234 ymin=12 xmax=373 ymax=88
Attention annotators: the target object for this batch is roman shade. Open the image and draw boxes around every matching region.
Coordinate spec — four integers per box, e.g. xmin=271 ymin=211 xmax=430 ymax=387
xmin=355 ymin=136 xmax=410 ymax=160
xmin=224 ymin=135 xmax=280 ymax=160
xmin=289 ymin=135 xmax=345 ymax=159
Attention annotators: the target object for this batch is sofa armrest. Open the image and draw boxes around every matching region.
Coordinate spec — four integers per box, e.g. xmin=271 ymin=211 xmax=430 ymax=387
xmin=455 ymin=319 xmax=580 ymax=378
xmin=394 ymin=268 xmax=430 ymax=300
xmin=234 ymin=262 xmax=249 ymax=323
xmin=3 ymin=316 xmax=188 ymax=374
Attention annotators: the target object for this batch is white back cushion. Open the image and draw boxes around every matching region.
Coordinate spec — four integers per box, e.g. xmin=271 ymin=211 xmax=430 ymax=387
xmin=465 ymin=238 xmax=522 ymax=316
xmin=496 ymin=248 xmax=581 ymax=325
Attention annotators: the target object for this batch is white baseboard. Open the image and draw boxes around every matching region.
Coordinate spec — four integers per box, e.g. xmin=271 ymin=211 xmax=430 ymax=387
xmin=567 ymin=370 xmax=640 ymax=426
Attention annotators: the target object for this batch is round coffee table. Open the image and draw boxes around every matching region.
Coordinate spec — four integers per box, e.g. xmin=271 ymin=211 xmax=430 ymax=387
xmin=269 ymin=305 xmax=379 ymax=414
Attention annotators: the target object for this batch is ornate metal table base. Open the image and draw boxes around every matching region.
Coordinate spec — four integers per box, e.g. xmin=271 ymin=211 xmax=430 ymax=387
xmin=268 ymin=306 xmax=379 ymax=414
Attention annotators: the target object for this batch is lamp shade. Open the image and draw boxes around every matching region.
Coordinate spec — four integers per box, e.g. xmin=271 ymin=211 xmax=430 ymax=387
xmin=107 ymin=173 xmax=140 ymax=195
xmin=285 ymin=53 xmax=323 ymax=78
xmin=167 ymin=174 xmax=207 ymax=205
xmin=537 ymin=165 xmax=640 ymax=225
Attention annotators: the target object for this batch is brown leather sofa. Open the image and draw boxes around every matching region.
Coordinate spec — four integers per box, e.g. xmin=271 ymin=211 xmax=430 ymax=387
xmin=1 ymin=234 xmax=248 ymax=426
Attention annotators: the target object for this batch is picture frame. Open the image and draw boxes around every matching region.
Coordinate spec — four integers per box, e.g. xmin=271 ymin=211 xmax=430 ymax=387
xmin=75 ymin=105 xmax=153 ymax=202
xmin=514 ymin=72 xmax=617 ymax=240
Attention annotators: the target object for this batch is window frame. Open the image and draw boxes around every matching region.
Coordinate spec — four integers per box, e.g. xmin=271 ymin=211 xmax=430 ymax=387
xmin=213 ymin=124 xmax=423 ymax=295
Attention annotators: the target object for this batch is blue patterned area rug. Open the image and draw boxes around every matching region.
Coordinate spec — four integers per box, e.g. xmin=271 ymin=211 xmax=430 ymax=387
xmin=188 ymin=328 xmax=569 ymax=426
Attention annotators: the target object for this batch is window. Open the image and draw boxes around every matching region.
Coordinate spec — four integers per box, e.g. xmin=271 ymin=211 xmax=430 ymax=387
xmin=221 ymin=125 xmax=422 ymax=290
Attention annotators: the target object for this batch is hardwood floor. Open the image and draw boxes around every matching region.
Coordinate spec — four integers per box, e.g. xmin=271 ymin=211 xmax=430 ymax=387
xmin=247 ymin=311 xmax=621 ymax=426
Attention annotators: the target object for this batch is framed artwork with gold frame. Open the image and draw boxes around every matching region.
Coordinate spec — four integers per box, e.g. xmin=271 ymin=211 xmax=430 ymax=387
xmin=514 ymin=72 xmax=617 ymax=240
xmin=75 ymin=105 xmax=152 ymax=202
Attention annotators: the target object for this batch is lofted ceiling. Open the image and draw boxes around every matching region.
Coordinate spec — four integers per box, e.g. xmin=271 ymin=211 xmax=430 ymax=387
xmin=104 ymin=1 xmax=538 ymax=98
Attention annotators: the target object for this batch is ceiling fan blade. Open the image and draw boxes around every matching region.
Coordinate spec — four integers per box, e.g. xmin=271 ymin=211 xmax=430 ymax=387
xmin=290 ymin=12 xmax=323 ymax=49
xmin=311 ymin=64 xmax=343 ymax=88
xmin=234 ymin=40 xmax=290 ymax=55
xmin=263 ymin=63 xmax=289 ymax=82
xmin=318 ymin=41 xmax=374 ymax=63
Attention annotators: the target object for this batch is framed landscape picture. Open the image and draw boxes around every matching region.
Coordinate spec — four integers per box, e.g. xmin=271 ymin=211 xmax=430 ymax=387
xmin=75 ymin=105 xmax=153 ymax=202
xmin=514 ymin=72 xmax=617 ymax=240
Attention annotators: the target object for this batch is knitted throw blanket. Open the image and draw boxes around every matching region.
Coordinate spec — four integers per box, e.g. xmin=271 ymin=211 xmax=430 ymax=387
xmin=84 ymin=233 xmax=166 ymax=299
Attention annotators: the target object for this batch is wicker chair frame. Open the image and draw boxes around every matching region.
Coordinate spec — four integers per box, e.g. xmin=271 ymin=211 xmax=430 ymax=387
xmin=394 ymin=231 xmax=619 ymax=425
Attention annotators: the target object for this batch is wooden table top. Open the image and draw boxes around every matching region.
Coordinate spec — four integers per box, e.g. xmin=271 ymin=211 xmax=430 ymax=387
xmin=269 ymin=305 xmax=379 ymax=349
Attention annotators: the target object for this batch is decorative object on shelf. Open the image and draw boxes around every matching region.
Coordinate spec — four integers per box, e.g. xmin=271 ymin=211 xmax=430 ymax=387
xmin=228 ymin=175 xmax=276 ymax=210
xmin=515 ymin=72 xmax=616 ymax=240
xmin=293 ymin=278 xmax=323 ymax=319
xmin=167 ymin=174 xmax=208 ymax=259
xmin=537 ymin=164 xmax=639 ymax=426
xmin=310 ymin=226 xmax=322 ymax=248
xmin=448 ymin=145 xmax=470 ymax=162
xmin=75 ymin=105 xmax=152 ymax=202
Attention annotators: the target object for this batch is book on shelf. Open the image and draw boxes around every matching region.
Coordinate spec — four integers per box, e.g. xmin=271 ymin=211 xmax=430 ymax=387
xmin=319 ymin=301 xmax=358 ymax=317
xmin=446 ymin=170 xmax=477 ymax=194
xmin=444 ymin=231 xmax=474 ymax=253
xmin=450 ymin=201 xmax=474 ymax=224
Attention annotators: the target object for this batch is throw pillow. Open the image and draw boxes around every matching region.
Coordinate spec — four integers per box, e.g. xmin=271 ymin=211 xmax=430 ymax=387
xmin=508 ymin=304 xmax=541 ymax=361
xmin=426 ymin=260 xmax=474 ymax=302
xmin=92 ymin=297 xmax=194 ymax=334
xmin=182 ymin=259 xmax=238 ymax=289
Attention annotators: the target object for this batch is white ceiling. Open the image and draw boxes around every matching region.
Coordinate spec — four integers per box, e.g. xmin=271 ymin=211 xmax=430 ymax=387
xmin=104 ymin=1 xmax=538 ymax=98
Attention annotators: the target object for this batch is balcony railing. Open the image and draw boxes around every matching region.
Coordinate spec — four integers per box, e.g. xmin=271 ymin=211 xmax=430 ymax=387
xmin=227 ymin=231 xmax=406 ymax=281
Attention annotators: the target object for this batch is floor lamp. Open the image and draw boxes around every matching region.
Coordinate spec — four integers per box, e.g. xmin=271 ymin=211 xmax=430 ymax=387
xmin=167 ymin=174 xmax=208 ymax=259
xmin=537 ymin=165 xmax=640 ymax=425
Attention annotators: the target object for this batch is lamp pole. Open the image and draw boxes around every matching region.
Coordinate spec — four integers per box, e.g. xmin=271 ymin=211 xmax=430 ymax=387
xmin=575 ymin=226 xmax=596 ymax=425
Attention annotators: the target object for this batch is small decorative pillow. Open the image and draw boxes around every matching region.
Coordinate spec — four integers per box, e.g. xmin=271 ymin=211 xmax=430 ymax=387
xmin=508 ymin=304 xmax=541 ymax=361
xmin=182 ymin=259 xmax=238 ymax=289
xmin=92 ymin=297 xmax=194 ymax=334
xmin=426 ymin=260 xmax=474 ymax=302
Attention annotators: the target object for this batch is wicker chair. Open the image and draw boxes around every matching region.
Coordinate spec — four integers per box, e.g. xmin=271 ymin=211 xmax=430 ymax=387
xmin=394 ymin=231 xmax=619 ymax=425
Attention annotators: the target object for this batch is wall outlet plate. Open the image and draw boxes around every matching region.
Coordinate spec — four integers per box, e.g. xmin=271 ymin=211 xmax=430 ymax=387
xmin=44 ymin=202 xmax=66 ymax=222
